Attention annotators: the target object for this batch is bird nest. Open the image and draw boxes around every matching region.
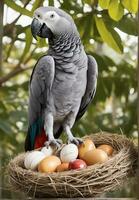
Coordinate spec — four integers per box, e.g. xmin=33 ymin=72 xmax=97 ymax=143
xmin=8 ymin=132 xmax=138 ymax=198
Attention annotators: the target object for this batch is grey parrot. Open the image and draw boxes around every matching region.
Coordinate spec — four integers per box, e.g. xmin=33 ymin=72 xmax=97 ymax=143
xmin=25 ymin=6 xmax=98 ymax=151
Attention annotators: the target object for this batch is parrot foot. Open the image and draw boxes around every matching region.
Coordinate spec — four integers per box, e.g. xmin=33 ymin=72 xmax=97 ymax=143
xmin=44 ymin=138 xmax=62 ymax=149
xmin=68 ymin=137 xmax=83 ymax=146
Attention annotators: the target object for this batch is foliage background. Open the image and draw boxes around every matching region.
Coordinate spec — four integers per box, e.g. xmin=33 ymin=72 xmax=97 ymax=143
xmin=0 ymin=0 xmax=138 ymax=198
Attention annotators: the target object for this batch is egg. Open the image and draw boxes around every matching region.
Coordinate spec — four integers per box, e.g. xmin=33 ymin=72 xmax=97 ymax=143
xmin=97 ymin=144 xmax=114 ymax=156
xmin=24 ymin=151 xmax=46 ymax=170
xmin=38 ymin=155 xmax=61 ymax=173
xmin=78 ymin=138 xmax=96 ymax=159
xmin=56 ymin=163 xmax=69 ymax=172
xmin=60 ymin=144 xmax=78 ymax=163
xmin=41 ymin=146 xmax=54 ymax=157
xmin=69 ymin=159 xmax=87 ymax=170
xmin=83 ymin=149 xmax=108 ymax=165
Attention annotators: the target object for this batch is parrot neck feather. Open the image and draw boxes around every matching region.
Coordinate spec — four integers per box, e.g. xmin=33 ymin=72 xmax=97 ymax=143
xmin=48 ymin=33 xmax=82 ymax=64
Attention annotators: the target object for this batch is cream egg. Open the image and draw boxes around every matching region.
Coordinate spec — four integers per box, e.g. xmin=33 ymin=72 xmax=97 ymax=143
xmin=38 ymin=155 xmax=61 ymax=173
xmin=83 ymin=149 xmax=108 ymax=165
xmin=41 ymin=146 xmax=54 ymax=157
xmin=78 ymin=138 xmax=96 ymax=159
xmin=60 ymin=144 xmax=78 ymax=163
xmin=24 ymin=151 xmax=46 ymax=170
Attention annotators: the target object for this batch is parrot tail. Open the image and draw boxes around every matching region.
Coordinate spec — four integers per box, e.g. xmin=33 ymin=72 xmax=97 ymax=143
xmin=25 ymin=118 xmax=48 ymax=151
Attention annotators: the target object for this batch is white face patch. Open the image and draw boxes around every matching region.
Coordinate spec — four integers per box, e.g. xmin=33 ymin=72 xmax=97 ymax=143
xmin=43 ymin=11 xmax=61 ymax=31
xmin=34 ymin=10 xmax=61 ymax=31
xmin=44 ymin=11 xmax=60 ymax=21
xmin=33 ymin=12 xmax=44 ymax=25
xmin=33 ymin=9 xmax=71 ymax=35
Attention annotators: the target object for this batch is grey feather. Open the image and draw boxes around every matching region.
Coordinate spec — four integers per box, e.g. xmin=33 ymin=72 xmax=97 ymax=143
xmin=76 ymin=55 xmax=98 ymax=120
xmin=26 ymin=6 xmax=98 ymax=149
xmin=28 ymin=56 xmax=55 ymax=125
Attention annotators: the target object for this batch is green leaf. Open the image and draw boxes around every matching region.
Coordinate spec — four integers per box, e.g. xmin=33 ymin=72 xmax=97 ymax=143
xmin=122 ymin=0 xmax=138 ymax=13
xmin=108 ymin=0 xmax=124 ymax=21
xmin=76 ymin=16 xmax=87 ymax=36
xmin=37 ymin=38 xmax=47 ymax=48
xmin=16 ymin=25 xmax=30 ymax=35
xmin=20 ymin=28 xmax=33 ymax=61
xmin=31 ymin=0 xmax=44 ymax=12
xmin=95 ymin=16 xmax=123 ymax=54
xmin=90 ymin=53 xmax=115 ymax=71
xmin=5 ymin=0 xmax=33 ymax=17
xmin=84 ymin=0 xmax=93 ymax=4
xmin=0 ymin=119 xmax=13 ymax=134
xmin=101 ymin=13 xmax=138 ymax=36
xmin=115 ymin=16 xmax=138 ymax=36
xmin=49 ymin=0 xmax=54 ymax=6
xmin=81 ymin=14 xmax=94 ymax=44
xmin=9 ymin=110 xmax=27 ymax=123
xmin=99 ymin=0 xmax=110 ymax=9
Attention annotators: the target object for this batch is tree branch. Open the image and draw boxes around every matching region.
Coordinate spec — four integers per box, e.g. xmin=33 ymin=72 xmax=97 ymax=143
xmin=0 ymin=64 xmax=32 ymax=86
xmin=0 ymin=0 xmax=4 ymax=72
xmin=0 ymin=47 xmax=36 ymax=86
xmin=4 ymin=36 xmax=17 ymax=62
xmin=11 ymin=0 xmax=31 ymax=25
xmin=136 ymin=7 xmax=139 ymax=199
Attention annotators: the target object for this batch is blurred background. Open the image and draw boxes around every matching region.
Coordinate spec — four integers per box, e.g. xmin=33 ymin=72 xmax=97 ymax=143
xmin=0 ymin=0 xmax=138 ymax=198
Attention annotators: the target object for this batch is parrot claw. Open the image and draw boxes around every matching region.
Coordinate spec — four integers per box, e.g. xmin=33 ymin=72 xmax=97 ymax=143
xmin=68 ymin=137 xmax=83 ymax=146
xmin=44 ymin=138 xmax=63 ymax=149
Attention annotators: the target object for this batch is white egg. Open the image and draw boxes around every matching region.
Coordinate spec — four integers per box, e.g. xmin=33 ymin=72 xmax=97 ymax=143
xmin=60 ymin=144 xmax=78 ymax=163
xmin=24 ymin=152 xmax=34 ymax=169
xmin=24 ymin=151 xmax=46 ymax=170
xmin=30 ymin=154 xmax=46 ymax=170
xmin=41 ymin=146 xmax=54 ymax=157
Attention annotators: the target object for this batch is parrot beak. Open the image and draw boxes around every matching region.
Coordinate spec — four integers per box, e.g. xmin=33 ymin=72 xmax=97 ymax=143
xmin=31 ymin=18 xmax=42 ymax=40
xmin=31 ymin=18 xmax=53 ymax=40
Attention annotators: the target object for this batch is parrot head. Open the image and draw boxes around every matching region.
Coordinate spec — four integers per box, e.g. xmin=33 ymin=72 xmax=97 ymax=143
xmin=31 ymin=6 xmax=77 ymax=40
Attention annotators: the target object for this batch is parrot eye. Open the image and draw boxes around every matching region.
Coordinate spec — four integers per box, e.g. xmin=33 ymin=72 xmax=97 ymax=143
xmin=50 ymin=14 xmax=54 ymax=18
xmin=37 ymin=14 xmax=40 ymax=18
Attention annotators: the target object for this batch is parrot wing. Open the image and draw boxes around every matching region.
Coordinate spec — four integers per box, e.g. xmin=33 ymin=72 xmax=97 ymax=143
xmin=55 ymin=55 xmax=98 ymax=139
xmin=25 ymin=55 xmax=55 ymax=151
xmin=76 ymin=55 xmax=98 ymax=120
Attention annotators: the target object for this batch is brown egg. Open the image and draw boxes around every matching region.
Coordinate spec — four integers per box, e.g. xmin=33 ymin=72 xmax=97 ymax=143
xmin=38 ymin=155 xmax=61 ymax=173
xmin=78 ymin=138 xmax=96 ymax=159
xmin=83 ymin=149 xmax=108 ymax=165
xmin=97 ymin=144 xmax=114 ymax=156
xmin=56 ymin=163 xmax=69 ymax=172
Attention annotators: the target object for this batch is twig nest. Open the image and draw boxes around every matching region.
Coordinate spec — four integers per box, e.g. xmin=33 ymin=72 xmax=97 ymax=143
xmin=8 ymin=133 xmax=138 ymax=198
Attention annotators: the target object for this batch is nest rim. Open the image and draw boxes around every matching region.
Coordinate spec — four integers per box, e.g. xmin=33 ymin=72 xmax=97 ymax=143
xmin=8 ymin=132 xmax=138 ymax=198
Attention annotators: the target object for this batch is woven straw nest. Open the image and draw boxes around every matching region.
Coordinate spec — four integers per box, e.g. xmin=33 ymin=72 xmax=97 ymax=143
xmin=8 ymin=132 xmax=137 ymax=198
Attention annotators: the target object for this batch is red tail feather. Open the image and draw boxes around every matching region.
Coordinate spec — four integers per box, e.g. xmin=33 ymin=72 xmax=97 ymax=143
xmin=34 ymin=128 xmax=48 ymax=149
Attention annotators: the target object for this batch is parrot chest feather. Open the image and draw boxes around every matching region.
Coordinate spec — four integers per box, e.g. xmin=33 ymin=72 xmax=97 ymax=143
xmin=46 ymin=34 xmax=88 ymax=120
xmin=48 ymin=33 xmax=82 ymax=65
xmin=52 ymin=59 xmax=87 ymax=120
